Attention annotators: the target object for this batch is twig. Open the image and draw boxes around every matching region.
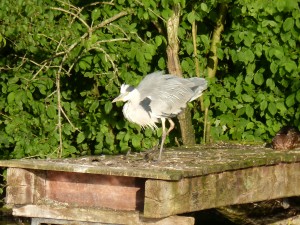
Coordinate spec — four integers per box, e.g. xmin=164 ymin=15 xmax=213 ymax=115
xmin=60 ymin=106 xmax=80 ymax=131
xmin=51 ymin=7 xmax=91 ymax=31
xmin=89 ymin=46 xmax=118 ymax=74
xmin=56 ymin=69 xmax=63 ymax=158
xmin=133 ymin=0 xmax=166 ymax=23
xmin=109 ymin=24 xmax=130 ymax=39
xmin=95 ymin=37 xmax=129 ymax=44
xmin=192 ymin=11 xmax=200 ymax=77
xmin=203 ymin=107 xmax=209 ymax=143
xmin=92 ymin=10 xmax=129 ymax=31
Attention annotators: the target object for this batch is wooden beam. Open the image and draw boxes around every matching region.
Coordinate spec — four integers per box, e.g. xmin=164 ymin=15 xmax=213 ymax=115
xmin=45 ymin=171 xmax=145 ymax=211
xmin=6 ymin=168 xmax=35 ymax=205
xmin=6 ymin=168 xmax=145 ymax=211
xmin=14 ymin=205 xmax=195 ymax=225
xmin=1 ymin=146 xmax=300 ymax=181
xmin=144 ymin=163 xmax=300 ymax=218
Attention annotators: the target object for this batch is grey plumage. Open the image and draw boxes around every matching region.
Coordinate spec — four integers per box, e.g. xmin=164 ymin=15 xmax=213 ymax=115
xmin=112 ymin=71 xmax=207 ymax=160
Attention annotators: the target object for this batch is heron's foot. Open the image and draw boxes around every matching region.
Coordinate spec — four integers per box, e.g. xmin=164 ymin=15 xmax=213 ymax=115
xmin=143 ymin=145 xmax=160 ymax=161
xmin=125 ymin=148 xmax=132 ymax=156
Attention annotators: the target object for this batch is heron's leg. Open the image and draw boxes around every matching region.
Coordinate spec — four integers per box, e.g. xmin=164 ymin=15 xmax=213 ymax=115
xmin=166 ymin=119 xmax=175 ymax=136
xmin=158 ymin=118 xmax=175 ymax=160
xmin=158 ymin=118 xmax=167 ymax=160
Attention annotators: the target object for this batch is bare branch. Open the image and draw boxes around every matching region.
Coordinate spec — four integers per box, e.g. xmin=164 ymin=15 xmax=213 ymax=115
xmin=90 ymin=46 xmax=118 ymax=75
xmin=51 ymin=7 xmax=91 ymax=31
xmin=133 ymin=0 xmax=166 ymax=23
xmin=60 ymin=106 xmax=80 ymax=132
xmin=92 ymin=10 xmax=129 ymax=31
xmin=95 ymin=38 xmax=129 ymax=44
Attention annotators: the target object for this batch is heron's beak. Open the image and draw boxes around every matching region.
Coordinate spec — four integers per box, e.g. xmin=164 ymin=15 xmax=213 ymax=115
xmin=112 ymin=94 xmax=125 ymax=103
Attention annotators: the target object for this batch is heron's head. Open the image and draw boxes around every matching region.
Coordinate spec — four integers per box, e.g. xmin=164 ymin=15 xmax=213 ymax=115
xmin=112 ymin=84 xmax=135 ymax=103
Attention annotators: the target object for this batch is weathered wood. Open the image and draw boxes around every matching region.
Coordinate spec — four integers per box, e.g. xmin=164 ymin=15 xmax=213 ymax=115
xmin=33 ymin=170 xmax=46 ymax=202
xmin=6 ymin=168 xmax=144 ymax=211
xmin=1 ymin=145 xmax=300 ymax=181
xmin=45 ymin=171 xmax=144 ymax=210
xmin=6 ymin=168 xmax=34 ymax=204
xmin=31 ymin=218 xmax=105 ymax=225
xmin=2 ymin=144 xmax=300 ymax=222
xmin=144 ymin=163 xmax=300 ymax=218
xmin=14 ymin=205 xmax=194 ymax=225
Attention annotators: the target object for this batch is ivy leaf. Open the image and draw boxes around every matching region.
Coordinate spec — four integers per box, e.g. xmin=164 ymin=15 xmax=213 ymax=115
xmin=260 ymin=100 xmax=268 ymax=111
xmin=296 ymin=90 xmax=300 ymax=103
xmin=200 ymin=3 xmax=208 ymax=12
xmin=187 ymin=11 xmax=196 ymax=24
xmin=77 ymin=132 xmax=85 ymax=144
xmin=243 ymin=49 xmax=255 ymax=63
xmin=46 ymin=105 xmax=56 ymax=119
xmin=254 ymin=43 xmax=262 ymax=57
xmin=284 ymin=60 xmax=297 ymax=72
xmin=268 ymin=102 xmax=277 ymax=115
xmin=283 ymin=18 xmax=294 ymax=32
xmin=92 ymin=9 xmax=100 ymax=21
xmin=266 ymin=78 xmax=275 ymax=90
xmin=246 ymin=105 xmax=254 ymax=118
xmin=155 ymin=36 xmax=162 ymax=46
xmin=276 ymin=102 xmax=287 ymax=113
xmin=132 ymin=135 xmax=141 ymax=148
xmin=254 ymin=73 xmax=264 ymax=85
xmin=242 ymin=94 xmax=254 ymax=102
xmin=89 ymin=101 xmax=99 ymax=112
xmin=270 ymin=61 xmax=278 ymax=73
xmin=7 ymin=92 xmax=15 ymax=105
xmin=104 ymin=102 xmax=113 ymax=114
xmin=158 ymin=57 xmax=165 ymax=70
xmin=286 ymin=94 xmax=295 ymax=107
xmin=276 ymin=1 xmax=285 ymax=11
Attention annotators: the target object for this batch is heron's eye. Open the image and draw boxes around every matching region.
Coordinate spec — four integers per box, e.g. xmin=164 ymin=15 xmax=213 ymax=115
xmin=120 ymin=84 xmax=134 ymax=93
xmin=125 ymin=86 xmax=134 ymax=92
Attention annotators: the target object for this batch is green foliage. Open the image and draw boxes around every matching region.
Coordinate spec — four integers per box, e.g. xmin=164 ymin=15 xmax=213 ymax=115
xmin=0 ymin=0 xmax=161 ymax=158
xmin=206 ymin=0 xmax=300 ymax=141
xmin=0 ymin=0 xmax=299 ymax=159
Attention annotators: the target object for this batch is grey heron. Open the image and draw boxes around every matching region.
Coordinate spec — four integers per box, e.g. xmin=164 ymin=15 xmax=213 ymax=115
xmin=112 ymin=71 xmax=207 ymax=160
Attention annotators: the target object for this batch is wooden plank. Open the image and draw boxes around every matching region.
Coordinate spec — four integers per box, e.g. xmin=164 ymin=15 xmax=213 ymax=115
xmin=6 ymin=186 xmax=33 ymax=205
xmin=6 ymin=168 xmax=46 ymax=205
xmin=45 ymin=171 xmax=145 ymax=211
xmin=33 ymin=170 xmax=46 ymax=202
xmin=144 ymin=163 xmax=300 ymax=218
xmin=7 ymin=167 xmax=34 ymax=186
xmin=0 ymin=145 xmax=300 ymax=180
xmin=6 ymin=168 xmax=34 ymax=204
xmin=5 ymin=168 xmax=144 ymax=211
xmin=14 ymin=205 xmax=194 ymax=225
xmin=31 ymin=218 xmax=105 ymax=225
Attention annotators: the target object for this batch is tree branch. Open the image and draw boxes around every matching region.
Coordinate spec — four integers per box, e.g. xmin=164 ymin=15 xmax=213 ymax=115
xmin=166 ymin=4 xmax=196 ymax=146
xmin=207 ymin=3 xmax=228 ymax=78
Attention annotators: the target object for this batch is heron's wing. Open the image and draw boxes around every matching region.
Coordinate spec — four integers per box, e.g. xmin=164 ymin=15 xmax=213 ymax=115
xmin=137 ymin=72 xmax=207 ymax=118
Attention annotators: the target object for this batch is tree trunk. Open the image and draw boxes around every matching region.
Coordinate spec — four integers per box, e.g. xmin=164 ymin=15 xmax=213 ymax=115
xmin=207 ymin=3 xmax=228 ymax=78
xmin=204 ymin=3 xmax=228 ymax=143
xmin=166 ymin=4 xmax=196 ymax=146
